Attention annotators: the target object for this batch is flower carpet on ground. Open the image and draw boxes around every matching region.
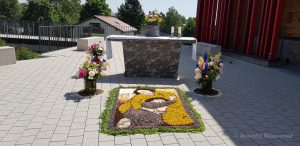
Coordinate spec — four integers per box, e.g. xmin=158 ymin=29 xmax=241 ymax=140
xmin=100 ymin=87 xmax=205 ymax=135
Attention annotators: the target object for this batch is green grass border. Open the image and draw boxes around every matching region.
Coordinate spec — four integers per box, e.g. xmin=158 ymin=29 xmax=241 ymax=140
xmin=99 ymin=86 xmax=205 ymax=135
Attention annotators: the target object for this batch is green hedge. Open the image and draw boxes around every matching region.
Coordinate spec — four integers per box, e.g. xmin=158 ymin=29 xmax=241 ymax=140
xmin=16 ymin=46 xmax=39 ymax=60
xmin=0 ymin=39 xmax=5 ymax=47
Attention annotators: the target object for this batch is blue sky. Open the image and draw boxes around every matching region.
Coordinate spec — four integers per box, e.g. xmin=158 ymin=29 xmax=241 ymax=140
xmin=18 ymin=0 xmax=197 ymax=18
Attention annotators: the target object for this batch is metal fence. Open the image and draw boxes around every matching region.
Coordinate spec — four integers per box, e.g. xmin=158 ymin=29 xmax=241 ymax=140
xmin=38 ymin=25 xmax=93 ymax=52
xmin=0 ymin=19 xmax=52 ymax=39
xmin=0 ymin=19 xmax=139 ymax=52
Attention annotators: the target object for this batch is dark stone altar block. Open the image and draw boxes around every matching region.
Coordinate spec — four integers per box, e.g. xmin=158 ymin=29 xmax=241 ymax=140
xmin=122 ymin=40 xmax=182 ymax=78
xmin=106 ymin=35 xmax=197 ymax=78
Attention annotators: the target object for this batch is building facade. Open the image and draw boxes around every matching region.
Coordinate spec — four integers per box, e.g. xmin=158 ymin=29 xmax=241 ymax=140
xmin=195 ymin=0 xmax=300 ymax=64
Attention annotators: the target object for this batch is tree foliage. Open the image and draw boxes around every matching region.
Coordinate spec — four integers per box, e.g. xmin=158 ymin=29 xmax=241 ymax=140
xmin=160 ymin=7 xmax=185 ymax=34
xmin=116 ymin=0 xmax=145 ymax=32
xmin=22 ymin=0 xmax=54 ymax=22
xmin=22 ymin=0 xmax=81 ymax=24
xmin=183 ymin=17 xmax=196 ymax=37
xmin=80 ymin=0 xmax=111 ymax=21
xmin=0 ymin=0 xmax=20 ymax=19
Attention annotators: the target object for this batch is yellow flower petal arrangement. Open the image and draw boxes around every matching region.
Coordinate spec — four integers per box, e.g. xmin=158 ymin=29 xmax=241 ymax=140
xmin=100 ymin=87 xmax=205 ymax=135
xmin=115 ymin=88 xmax=198 ymax=127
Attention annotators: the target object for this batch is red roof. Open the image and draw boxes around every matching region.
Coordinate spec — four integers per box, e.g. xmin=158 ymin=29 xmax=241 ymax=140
xmin=94 ymin=15 xmax=137 ymax=32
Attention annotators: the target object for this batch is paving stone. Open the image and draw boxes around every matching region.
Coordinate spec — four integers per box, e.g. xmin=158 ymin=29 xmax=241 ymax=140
xmin=129 ymin=134 xmax=145 ymax=139
xmin=206 ymin=136 xmax=225 ymax=145
xmin=44 ymin=119 xmax=60 ymax=125
xmin=145 ymin=134 xmax=161 ymax=142
xmin=54 ymin=126 xmax=70 ymax=134
xmin=0 ymin=131 xmax=8 ymax=138
xmin=40 ymin=124 xmax=57 ymax=131
xmin=115 ymin=135 xmax=131 ymax=145
xmin=99 ymin=133 xmax=114 ymax=142
xmin=131 ymin=138 xmax=147 ymax=146
xmin=66 ymin=136 xmax=83 ymax=145
xmin=36 ymin=131 xmax=54 ymax=139
xmin=71 ymin=122 xmax=86 ymax=129
xmin=49 ymin=141 xmax=66 ymax=146
xmin=82 ymin=138 xmax=98 ymax=146
xmin=163 ymin=144 xmax=180 ymax=146
xmin=69 ymin=129 xmax=85 ymax=137
xmin=8 ymin=126 xmax=26 ymax=134
xmin=147 ymin=141 xmax=163 ymax=146
xmin=32 ymin=139 xmax=50 ymax=146
xmin=51 ymin=133 xmax=68 ymax=142
xmin=161 ymin=135 xmax=178 ymax=145
xmin=194 ymin=141 xmax=211 ymax=146
xmin=26 ymin=122 xmax=43 ymax=129
xmin=174 ymin=133 xmax=190 ymax=139
xmin=177 ymin=138 xmax=196 ymax=146
xmin=1 ymin=133 xmax=21 ymax=141
xmin=0 ymin=141 xmax=16 ymax=146
xmin=99 ymin=141 xmax=115 ymax=146
xmin=83 ymin=131 xmax=98 ymax=139
xmin=16 ymin=136 xmax=35 ymax=144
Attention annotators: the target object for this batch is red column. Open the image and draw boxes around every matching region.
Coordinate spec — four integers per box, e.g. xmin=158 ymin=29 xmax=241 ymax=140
xmin=209 ymin=0 xmax=217 ymax=43
xmin=223 ymin=0 xmax=233 ymax=48
xmin=259 ymin=0 xmax=270 ymax=58
xmin=243 ymin=0 xmax=253 ymax=53
xmin=269 ymin=0 xmax=284 ymax=60
xmin=201 ymin=0 xmax=208 ymax=42
xmin=205 ymin=0 xmax=212 ymax=42
xmin=263 ymin=0 xmax=275 ymax=58
xmin=256 ymin=0 xmax=267 ymax=56
xmin=195 ymin=0 xmax=204 ymax=40
xmin=217 ymin=0 xmax=225 ymax=46
xmin=246 ymin=0 xmax=259 ymax=55
xmin=233 ymin=0 xmax=244 ymax=51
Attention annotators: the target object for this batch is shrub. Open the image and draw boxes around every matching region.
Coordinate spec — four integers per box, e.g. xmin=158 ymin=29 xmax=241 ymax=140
xmin=16 ymin=47 xmax=39 ymax=60
xmin=0 ymin=39 xmax=6 ymax=47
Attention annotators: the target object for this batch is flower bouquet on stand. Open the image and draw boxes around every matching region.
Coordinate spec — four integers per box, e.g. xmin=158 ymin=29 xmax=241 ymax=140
xmin=77 ymin=44 xmax=108 ymax=96
xmin=194 ymin=52 xmax=223 ymax=96
xmin=145 ymin=10 xmax=163 ymax=37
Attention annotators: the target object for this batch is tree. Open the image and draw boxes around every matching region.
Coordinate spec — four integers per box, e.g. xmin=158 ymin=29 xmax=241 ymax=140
xmin=22 ymin=0 xmax=81 ymax=24
xmin=0 ymin=0 xmax=19 ymax=19
xmin=54 ymin=0 xmax=81 ymax=24
xmin=80 ymin=0 xmax=111 ymax=21
xmin=161 ymin=7 xmax=185 ymax=34
xmin=183 ymin=17 xmax=196 ymax=37
xmin=22 ymin=0 xmax=54 ymax=22
xmin=16 ymin=3 xmax=28 ymax=19
xmin=116 ymin=0 xmax=145 ymax=32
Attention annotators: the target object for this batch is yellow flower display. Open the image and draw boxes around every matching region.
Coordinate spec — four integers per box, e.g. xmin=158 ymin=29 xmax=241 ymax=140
xmin=118 ymin=101 xmax=132 ymax=114
xmin=162 ymin=95 xmax=194 ymax=126
xmin=116 ymin=88 xmax=195 ymax=126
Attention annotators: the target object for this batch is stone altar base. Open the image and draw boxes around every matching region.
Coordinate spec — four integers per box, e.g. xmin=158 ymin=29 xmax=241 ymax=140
xmin=122 ymin=40 xmax=181 ymax=78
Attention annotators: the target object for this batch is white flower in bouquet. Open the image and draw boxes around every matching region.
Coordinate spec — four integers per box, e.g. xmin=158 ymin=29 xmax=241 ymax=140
xmin=209 ymin=62 xmax=214 ymax=66
xmin=216 ymin=75 xmax=221 ymax=80
xmin=195 ymin=74 xmax=202 ymax=80
xmin=195 ymin=68 xmax=201 ymax=74
xmin=88 ymin=76 xmax=94 ymax=80
xmin=89 ymin=70 xmax=96 ymax=77
xmin=219 ymin=63 xmax=224 ymax=68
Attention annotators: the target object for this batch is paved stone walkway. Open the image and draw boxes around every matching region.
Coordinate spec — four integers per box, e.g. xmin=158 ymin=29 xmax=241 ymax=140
xmin=0 ymin=42 xmax=299 ymax=146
